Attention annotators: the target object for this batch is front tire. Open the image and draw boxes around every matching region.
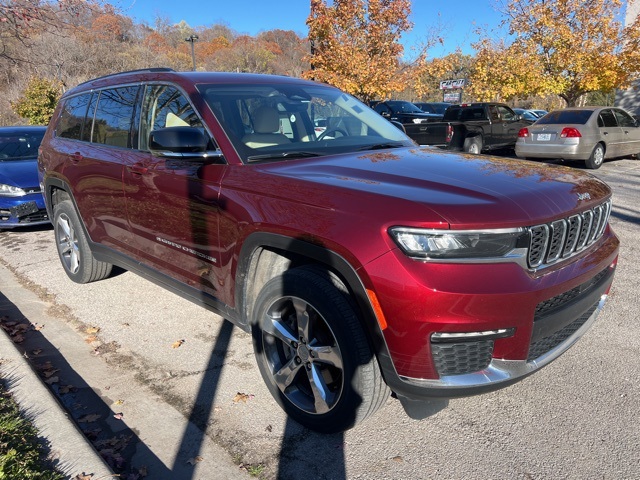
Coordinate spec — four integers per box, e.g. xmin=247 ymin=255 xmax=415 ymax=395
xmin=585 ymin=143 xmax=605 ymax=169
xmin=252 ymin=265 xmax=389 ymax=433
xmin=53 ymin=200 xmax=112 ymax=284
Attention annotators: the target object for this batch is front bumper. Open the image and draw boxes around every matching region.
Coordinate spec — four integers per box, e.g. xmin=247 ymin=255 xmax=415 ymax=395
xmin=364 ymin=228 xmax=619 ymax=400
xmin=0 ymin=195 xmax=50 ymax=229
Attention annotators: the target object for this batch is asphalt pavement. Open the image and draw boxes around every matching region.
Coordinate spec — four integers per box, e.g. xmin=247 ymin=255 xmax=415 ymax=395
xmin=0 ymin=156 xmax=638 ymax=480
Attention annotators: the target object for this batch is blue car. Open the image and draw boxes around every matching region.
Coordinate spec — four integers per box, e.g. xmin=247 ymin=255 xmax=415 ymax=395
xmin=0 ymin=126 xmax=50 ymax=229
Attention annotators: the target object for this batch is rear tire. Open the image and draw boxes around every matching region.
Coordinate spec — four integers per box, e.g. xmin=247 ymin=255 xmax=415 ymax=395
xmin=53 ymin=200 xmax=112 ymax=284
xmin=585 ymin=143 xmax=605 ymax=169
xmin=252 ymin=265 xmax=389 ymax=433
xmin=463 ymin=136 xmax=483 ymax=154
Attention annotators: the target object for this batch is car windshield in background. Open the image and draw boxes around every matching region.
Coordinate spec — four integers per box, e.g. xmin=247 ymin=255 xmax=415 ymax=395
xmin=197 ymin=83 xmax=413 ymax=163
xmin=536 ymin=109 xmax=594 ymax=125
xmin=0 ymin=131 xmax=45 ymax=161
xmin=385 ymin=101 xmax=424 ymax=114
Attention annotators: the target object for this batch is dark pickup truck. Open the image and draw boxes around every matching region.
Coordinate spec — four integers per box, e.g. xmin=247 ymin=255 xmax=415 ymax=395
xmin=402 ymin=102 xmax=533 ymax=153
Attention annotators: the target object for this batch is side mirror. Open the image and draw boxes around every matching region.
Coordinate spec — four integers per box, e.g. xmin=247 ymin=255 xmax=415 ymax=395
xmin=149 ymin=126 xmax=208 ymax=157
xmin=390 ymin=120 xmax=406 ymax=132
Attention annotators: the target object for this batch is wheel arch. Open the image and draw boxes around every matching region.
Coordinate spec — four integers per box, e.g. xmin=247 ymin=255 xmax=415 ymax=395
xmin=236 ymin=232 xmax=392 ymax=371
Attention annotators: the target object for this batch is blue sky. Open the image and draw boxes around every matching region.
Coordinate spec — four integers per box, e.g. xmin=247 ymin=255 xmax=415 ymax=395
xmin=118 ymin=0 xmax=506 ymax=57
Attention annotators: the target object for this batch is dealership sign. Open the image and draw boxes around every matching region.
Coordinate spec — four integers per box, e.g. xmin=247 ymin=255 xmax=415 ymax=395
xmin=439 ymin=79 xmax=466 ymax=90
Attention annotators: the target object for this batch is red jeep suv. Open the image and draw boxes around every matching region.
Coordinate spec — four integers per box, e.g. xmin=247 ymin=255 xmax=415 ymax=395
xmin=38 ymin=69 xmax=619 ymax=433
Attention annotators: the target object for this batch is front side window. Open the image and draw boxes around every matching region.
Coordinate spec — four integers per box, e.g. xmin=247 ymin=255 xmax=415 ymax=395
xmin=56 ymin=94 xmax=93 ymax=140
xmin=497 ymin=106 xmax=517 ymax=122
xmin=139 ymin=85 xmax=203 ymax=151
xmin=92 ymin=86 xmax=140 ymax=148
xmin=613 ymin=109 xmax=636 ymax=128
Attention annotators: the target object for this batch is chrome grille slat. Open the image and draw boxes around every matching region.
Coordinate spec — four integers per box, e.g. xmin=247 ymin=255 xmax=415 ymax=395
xmin=527 ymin=200 xmax=611 ymax=269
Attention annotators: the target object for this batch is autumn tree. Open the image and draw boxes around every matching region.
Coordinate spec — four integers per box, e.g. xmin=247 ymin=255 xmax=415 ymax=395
xmin=11 ymin=76 xmax=62 ymax=125
xmin=471 ymin=0 xmax=640 ymax=106
xmin=305 ymin=0 xmax=413 ymax=102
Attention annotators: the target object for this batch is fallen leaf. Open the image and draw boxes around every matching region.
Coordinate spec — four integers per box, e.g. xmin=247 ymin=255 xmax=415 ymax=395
xmin=114 ymin=399 xmax=124 ymax=406
xmin=113 ymin=412 xmax=124 ymax=420
xmin=78 ymin=413 xmax=101 ymax=423
xmin=33 ymin=323 xmax=45 ymax=331
xmin=233 ymin=392 xmax=254 ymax=403
xmin=85 ymin=326 xmax=100 ymax=334
xmin=59 ymin=385 xmax=74 ymax=394
xmin=45 ymin=376 xmax=59 ymax=385
xmin=12 ymin=334 xmax=25 ymax=343
xmin=85 ymin=335 xmax=98 ymax=344
xmin=265 ymin=424 xmax=273 ymax=432
xmin=187 ymin=456 xmax=203 ymax=466
xmin=172 ymin=339 xmax=185 ymax=349
xmin=31 ymin=349 xmax=43 ymax=355
xmin=391 ymin=455 xmax=403 ymax=462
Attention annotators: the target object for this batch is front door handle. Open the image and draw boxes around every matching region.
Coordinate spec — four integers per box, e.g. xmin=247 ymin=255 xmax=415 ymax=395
xmin=129 ymin=164 xmax=149 ymax=175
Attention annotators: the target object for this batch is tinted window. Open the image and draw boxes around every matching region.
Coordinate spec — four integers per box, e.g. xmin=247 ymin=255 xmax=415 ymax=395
xmin=56 ymin=94 xmax=92 ymax=140
xmin=92 ymin=87 xmax=140 ymax=148
xmin=613 ymin=109 xmax=636 ymax=128
xmin=599 ymin=110 xmax=617 ymax=128
xmin=536 ymin=109 xmax=594 ymax=125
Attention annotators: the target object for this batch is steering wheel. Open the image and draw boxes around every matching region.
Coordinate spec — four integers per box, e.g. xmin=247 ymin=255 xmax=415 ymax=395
xmin=317 ymin=128 xmax=349 ymax=141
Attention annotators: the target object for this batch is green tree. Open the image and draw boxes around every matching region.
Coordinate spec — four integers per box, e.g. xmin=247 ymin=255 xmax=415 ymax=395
xmin=12 ymin=77 xmax=62 ymax=125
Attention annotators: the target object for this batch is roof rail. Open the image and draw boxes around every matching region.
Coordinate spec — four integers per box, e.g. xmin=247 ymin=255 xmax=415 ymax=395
xmin=77 ymin=68 xmax=176 ymax=87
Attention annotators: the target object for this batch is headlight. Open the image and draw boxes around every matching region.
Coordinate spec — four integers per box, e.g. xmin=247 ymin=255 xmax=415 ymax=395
xmin=389 ymin=227 xmax=526 ymax=259
xmin=0 ymin=184 xmax=27 ymax=197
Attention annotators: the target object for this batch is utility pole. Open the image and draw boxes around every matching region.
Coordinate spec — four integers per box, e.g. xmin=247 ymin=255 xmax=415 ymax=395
xmin=185 ymin=35 xmax=199 ymax=71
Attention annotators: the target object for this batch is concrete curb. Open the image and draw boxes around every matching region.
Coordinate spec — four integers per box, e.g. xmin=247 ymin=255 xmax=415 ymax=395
xmin=0 ymin=271 xmax=115 ymax=479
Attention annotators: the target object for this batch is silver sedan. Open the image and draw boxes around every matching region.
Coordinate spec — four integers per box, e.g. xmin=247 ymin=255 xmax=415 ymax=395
xmin=515 ymin=106 xmax=640 ymax=169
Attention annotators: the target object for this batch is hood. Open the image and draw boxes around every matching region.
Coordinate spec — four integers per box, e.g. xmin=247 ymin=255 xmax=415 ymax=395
xmin=0 ymin=159 xmax=40 ymax=189
xmin=259 ymin=147 xmax=611 ymax=230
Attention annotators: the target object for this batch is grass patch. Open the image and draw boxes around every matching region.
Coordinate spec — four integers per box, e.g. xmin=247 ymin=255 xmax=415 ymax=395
xmin=0 ymin=382 xmax=64 ymax=480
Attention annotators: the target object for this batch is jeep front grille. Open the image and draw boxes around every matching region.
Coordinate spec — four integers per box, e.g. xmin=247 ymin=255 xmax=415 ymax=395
xmin=527 ymin=200 xmax=611 ymax=268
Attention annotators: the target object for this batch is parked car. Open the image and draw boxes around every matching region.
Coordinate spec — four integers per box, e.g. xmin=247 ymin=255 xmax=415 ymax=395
xmin=0 ymin=126 xmax=49 ymax=229
xmin=38 ymin=69 xmax=618 ymax=433
xmin=515 ymin=106 xmax=640 ymax=169
xmin=408 ymin=102 xmax=534 ymax=151
xmin=414 ymin=102 xmax=451 ymax=116
xmin=373 ymin=100 xmax=442 ymax=123
xmin=513 ymin=108 xmax=541 ymax=122
xmin=532 ymin=109 xmax=548 ymax=118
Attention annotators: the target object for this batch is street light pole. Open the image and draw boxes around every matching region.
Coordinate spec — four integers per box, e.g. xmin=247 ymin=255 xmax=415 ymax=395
xmin=185 ymin=34 xmax=199 ymax=71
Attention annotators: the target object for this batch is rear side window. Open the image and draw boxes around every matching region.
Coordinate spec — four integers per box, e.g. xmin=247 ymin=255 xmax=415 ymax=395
xmin=598 ymin=109 xmax=618 ymax=128
xmin=536 ymin=110 xmax=594 ymax=125
xmin=56 ymin=94 xmax=92 ymax=140
xmin=92 ymin=86 xmax=140 ymax=148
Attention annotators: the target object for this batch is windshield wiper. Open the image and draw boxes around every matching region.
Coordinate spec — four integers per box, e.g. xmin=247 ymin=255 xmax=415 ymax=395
xmin=247 ymin=151 xmax=322 ymax=162
xmin=357 ymin=142 xmax=405 ymax=151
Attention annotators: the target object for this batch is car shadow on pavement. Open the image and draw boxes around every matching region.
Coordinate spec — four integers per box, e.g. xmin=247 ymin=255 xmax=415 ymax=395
xmin=0 ymin=290 xmax=171 ymax=478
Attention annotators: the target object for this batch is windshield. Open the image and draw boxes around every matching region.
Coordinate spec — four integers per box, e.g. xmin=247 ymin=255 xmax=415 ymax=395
xmin=386 ymin=101 xmax=424 ymax=114
xmin=197 ymin=83 xmax=414 ymax=163
xmin=0 ymin=130 xmax=45 ymax=161
xmin=536 ymin=109 xmax=594 ymax=125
